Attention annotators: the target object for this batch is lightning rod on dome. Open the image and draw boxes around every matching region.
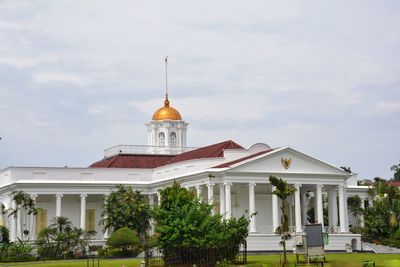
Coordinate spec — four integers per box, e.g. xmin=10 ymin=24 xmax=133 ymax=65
xmin=165 ymin=56 xmax=168 ymax=100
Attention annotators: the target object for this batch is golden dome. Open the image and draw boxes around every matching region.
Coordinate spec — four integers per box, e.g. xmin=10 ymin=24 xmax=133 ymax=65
xmin=152 ymin=94 xmax=182 ymax=121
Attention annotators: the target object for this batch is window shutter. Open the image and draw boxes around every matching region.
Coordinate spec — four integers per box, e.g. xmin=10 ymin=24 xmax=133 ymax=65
xmin=85 ymin=209 xmax=95 ymax=231
xmin=35 ymin=209 xmax=47 ymax=237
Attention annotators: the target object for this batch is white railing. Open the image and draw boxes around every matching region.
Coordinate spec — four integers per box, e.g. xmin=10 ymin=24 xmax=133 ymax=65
xmin=258 ymin=226 xmax=299 ymax=234
xmin=324 ymin=225 xmax=340 ymax=234
xmin=104 ymin=145 xmax=197 ymax=157
xmin=258 ymin=225 xmax=340 ymax=234
xmin=258 ymin=226 xmax=276 ymax=234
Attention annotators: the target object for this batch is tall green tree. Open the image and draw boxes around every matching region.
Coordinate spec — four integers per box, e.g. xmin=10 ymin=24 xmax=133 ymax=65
xmin=364 ymin=181 xmax=400 ymax=241
xmin=101 ymin=185 xmax=151 ymax=238
xmin=391 ymin=161 xmax=400 ymax=181
xmin=269 ymin=176 xmax=296 ymax=267
xmin=152 ymin=181 xmax=249 ymax=264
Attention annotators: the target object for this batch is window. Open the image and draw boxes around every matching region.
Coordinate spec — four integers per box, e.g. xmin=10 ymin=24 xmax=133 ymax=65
xmin=170 ymin=132 xmax=177 ymax=147
xmin=86 ymin=209 xmax=95 ymax=231
xmin=158 ymin=132 xmax=165 ymax=146
xmin=36 ymin=209 xmax=47 ymax=237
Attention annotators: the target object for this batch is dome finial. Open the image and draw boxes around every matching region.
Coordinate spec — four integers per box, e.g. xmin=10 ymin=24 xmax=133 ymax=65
xmin=164 ymin=93 xmax=169 ymax=107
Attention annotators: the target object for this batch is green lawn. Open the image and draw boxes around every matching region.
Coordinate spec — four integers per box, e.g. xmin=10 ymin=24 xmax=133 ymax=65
xmin=0 ymin=254 xmax=399 ymax=267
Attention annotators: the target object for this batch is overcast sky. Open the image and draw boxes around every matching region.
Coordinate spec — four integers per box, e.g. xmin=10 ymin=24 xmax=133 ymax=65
xmin=0 ymin=1 xmax=399 ymax=179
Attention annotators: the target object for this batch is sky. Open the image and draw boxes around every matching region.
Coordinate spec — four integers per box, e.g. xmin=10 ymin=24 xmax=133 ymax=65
xmin=0 ymin=0 xmax=399 ymax=180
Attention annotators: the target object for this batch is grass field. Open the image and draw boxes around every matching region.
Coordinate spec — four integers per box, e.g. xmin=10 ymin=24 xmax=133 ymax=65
xmin=0 ymin=254 xmax=399 ymax=267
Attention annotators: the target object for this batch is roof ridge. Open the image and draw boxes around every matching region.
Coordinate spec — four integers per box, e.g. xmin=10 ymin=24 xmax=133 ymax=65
xmin=212 ymin=148 xmax=275 ymax=169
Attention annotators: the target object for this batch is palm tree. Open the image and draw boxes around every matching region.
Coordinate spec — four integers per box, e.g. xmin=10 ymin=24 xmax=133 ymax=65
xmin=50 ymin=216 xmax=72 ymax=233
xmin=269 ymin=175 xmax=296 ymax=267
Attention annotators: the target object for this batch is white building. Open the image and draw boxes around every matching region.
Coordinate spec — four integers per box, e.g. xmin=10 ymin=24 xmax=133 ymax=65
xmin=0 ymin=94 xmax=369 ymax=251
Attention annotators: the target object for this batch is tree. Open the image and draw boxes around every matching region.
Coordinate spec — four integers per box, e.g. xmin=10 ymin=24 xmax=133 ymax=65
xmin=347 ymin=195 xmax=363 ymax=226
xmin=152 ymin=181 xmax=249 ymax=265
xmin=391 ymin=161 xmax=400 ymax=181
xmin=364 ymin=181 xmax=400 ymax=242
xmin=8 ymin=191 xmax=38 ymax=241
xmin=101 ymin=185 xmax=151 ymax=238
xmin=269 ymin=176 xmax=296 ymax=266
xmin=37 ymin=216 xmax=95 ymax=259
xmin=49 ymin=216 xmax=72 ymax=233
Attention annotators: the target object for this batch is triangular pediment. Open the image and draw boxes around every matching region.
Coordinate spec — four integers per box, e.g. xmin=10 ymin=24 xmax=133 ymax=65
xmin=226 ymin=147 xmax=347 ymax=176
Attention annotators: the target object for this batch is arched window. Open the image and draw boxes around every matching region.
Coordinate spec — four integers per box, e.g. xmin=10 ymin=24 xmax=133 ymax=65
xmin=158 ymin=132 xmax=165 ymax=146
xmin=170 ymin=132 xmax=177 ymax=148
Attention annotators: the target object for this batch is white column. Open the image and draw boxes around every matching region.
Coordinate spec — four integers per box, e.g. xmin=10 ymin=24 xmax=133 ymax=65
xmin=316 ymin=185 xmax=324 ymax=227
xmin=157 ymin=191 xmax=161 ymax=206
xmin=103 ymin=194 xmax=109 ymax=239
xmin=313 ymin=189 xmax=318 ymax=223
xmin=196 ymin=185 xmax=203 ymax=199
xmin=224 ymin=182 xmax=232 ymax=219
xmin=338 ymin=185 xmax=347 ymax=232
xmin=148 ymin=194 xmax=155 ymax=235
xmin=207 ymin=183 xmax=215 ymax=215
xmin=80 ymin=194 xmax=87 ymax=230
xmin=368 ymin=198 xmax=373 ymax=208
xmin=360 ymin=197 xmax=365 ymax=227
xmin=10 ymin=200 xmax=17 ymax=242
xmin=149 ymin=194 xmax=155 ymax=207
xmin=272 ymin=186 xmax=279 ymax=232
xmin=294 ymin=184 xmax=302 ymax=233
xmin=219 ymin=184 xmax=225 ymax=216
xmin=328 ymin=187 xmax=338 ymax=227
xmin=16 ymin=204 xmax=22 ymax=239
xmin=344 ymin=188 xmax=349 ymax=232
xmin=0 ymin=204 xmax=3 ymax=227
xmin=207 ymin=183 xmax=214 ymax=204
xmin=55 ymin=193 xmax=63 ymax=217
xmin=30 ymin=194 xmax=37 ymax=240
xmin=248 ymin=183 xmax=256 ymax=233
xmin=301 ymin=191 xmax=308 ymax=225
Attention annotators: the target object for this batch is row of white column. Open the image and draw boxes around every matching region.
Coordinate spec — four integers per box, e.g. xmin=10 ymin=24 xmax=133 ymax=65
xmin=9 ymin=193 xmax=109 ymax=242
xmin=185 ymin=182 xmax=350 ymax=234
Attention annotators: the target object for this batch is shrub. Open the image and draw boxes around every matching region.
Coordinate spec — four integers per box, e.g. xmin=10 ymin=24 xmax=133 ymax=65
xmin=0 ymin=241 xmax=35 ymax=262
xmin=107 ymin=227 xmax=139 ymax=247
xmin=106 ymin=227 xmax=140 ymax=258
xmin=0 ymin=226 xmax=10 ymax=244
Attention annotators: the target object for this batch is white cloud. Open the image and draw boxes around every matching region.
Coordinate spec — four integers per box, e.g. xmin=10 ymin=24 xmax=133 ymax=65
xmin=33 ymin=72 xmax=85 ymax=85
xmin=132 ymin=94 xmax=270 ymax=122
xmin=0 ymin=0 xmax=399 ymax=179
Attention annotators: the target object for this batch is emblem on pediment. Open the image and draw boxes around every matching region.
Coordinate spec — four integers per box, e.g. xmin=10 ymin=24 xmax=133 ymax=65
xmin=281 ymin=157 xmax=292 ymax=169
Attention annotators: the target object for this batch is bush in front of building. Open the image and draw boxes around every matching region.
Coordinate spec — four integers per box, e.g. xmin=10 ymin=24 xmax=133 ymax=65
xmin=364 ymin=181 xmax=400 ymax=243
xmin=0 ymin=240 xmax=35 ymax=262
xmin=104 ymin=227 xmax=141 ymax=257
xmin=36 ymin=216 xmax=96 ymax=260
xmin=0 ymin=225 xmax=10 ymax=244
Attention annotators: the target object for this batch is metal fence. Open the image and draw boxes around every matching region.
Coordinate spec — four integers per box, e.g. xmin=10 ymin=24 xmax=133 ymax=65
xmin=145 ymin=241 xmax=247 ymax=267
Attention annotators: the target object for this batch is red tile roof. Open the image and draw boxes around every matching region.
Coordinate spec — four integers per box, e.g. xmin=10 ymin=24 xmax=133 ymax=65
xmin=212 ymin=148 xmax=275 ymax=168
xmin=388 ymin=181 xmax=400 ymax=187
xmin=165 ymin=140 xmax=244 ymax=165
xmin=89 ymin=154 xmax=174 ymax=168
xmin=89 ymin=140 xmax=244 ymax=169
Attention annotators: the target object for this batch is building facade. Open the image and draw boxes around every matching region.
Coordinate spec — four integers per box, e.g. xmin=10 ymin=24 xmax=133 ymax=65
xmin=0 ymin=94 xmax=369 ymax=251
